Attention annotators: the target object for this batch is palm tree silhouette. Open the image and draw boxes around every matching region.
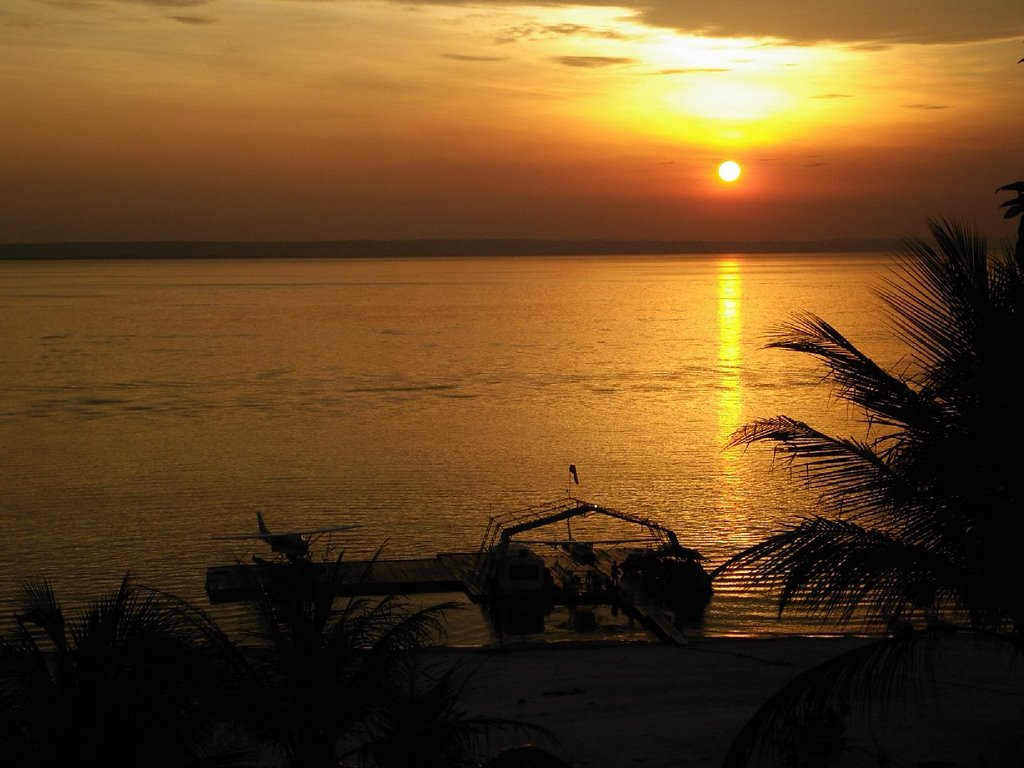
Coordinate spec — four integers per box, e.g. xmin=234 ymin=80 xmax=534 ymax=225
xmin=716 ymin=213 xmax=1024 ymax=765
xmin=0 ymin=564 xmax=553 ymax=768
xmin=220 ymin=552 xmax=467 ymax=768
xmin=0 ymin=573 xmax=248 ymax=767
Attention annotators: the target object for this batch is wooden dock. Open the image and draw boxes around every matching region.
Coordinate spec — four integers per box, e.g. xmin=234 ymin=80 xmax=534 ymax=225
xmin=205 ymin=549 xmax=694 ymax=645
xmin=205 ymin=499 xmax=712 ymax=645
xmin=205 ymin=552 xmax=480 ymax=603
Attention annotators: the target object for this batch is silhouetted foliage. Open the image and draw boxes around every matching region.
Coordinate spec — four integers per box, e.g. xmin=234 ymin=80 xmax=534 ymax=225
xmin=202 ymin=551 xmax=546 ymax=768
xmin=998 ymin=181 xmax=1024 ymax=265
xmin=209 ymin=553 xmax=455 ymax=768
xmin=0 ymin=573 xmax=250 ymax=767
xmin=0 ymin=555 xmax=557 ymax=768
xmin=480 ymin=744 xmax=575 ymax=767
xmin=717 ymin=210 xmax=1024 ymax=766
xmin=349 ymin=658 xmax=552 ymax=768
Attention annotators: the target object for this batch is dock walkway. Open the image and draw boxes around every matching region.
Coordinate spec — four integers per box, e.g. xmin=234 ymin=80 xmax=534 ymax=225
xmin=205 ymin=552 xmax=478 ymax=603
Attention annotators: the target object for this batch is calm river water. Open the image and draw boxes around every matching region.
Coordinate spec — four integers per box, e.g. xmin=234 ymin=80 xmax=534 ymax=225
xmin=0 ymin=253 xmax=903 ymax=644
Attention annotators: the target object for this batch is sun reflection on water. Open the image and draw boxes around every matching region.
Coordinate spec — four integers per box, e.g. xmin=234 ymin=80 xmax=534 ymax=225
xmin=716 ymin=258 xmax=743 ymax=466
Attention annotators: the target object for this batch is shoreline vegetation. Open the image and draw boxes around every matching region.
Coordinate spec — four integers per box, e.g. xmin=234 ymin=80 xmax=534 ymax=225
xmin=4 ymin=574 xmax=1022 ymax=767
xmin=0 ymin=239 xmax=899 ymax=260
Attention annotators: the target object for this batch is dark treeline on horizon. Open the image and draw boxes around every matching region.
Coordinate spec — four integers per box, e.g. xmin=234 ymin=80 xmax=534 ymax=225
xmin=0 ymin=238 xmax=898 ymax=260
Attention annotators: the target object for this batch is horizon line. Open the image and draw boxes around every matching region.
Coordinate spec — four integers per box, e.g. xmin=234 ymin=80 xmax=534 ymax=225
xmin=0 ymin=238 xmax=900 ymax=259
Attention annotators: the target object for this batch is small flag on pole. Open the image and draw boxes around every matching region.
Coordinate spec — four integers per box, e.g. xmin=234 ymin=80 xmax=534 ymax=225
xmin=569 ymin=464 xmax=579 ymax=485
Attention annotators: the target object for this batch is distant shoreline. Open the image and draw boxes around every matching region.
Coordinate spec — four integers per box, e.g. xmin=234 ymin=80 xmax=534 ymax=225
xmin=0 ymin=239 xmax=898 ymax=260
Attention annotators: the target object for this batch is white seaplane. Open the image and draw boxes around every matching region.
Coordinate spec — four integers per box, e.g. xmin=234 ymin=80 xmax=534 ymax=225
xmin=212 ymin=511 xmax=357 ymax=563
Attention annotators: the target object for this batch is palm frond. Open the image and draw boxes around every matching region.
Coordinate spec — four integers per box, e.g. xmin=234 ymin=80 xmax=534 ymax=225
xmin=354 ymin=659 xmax=553 ymax=768
xmin=727 ymin=417 xmax=935 ymax=534
xmin=762 ymin=313 xmax=931 ymax=432
xmin=1 ymin=575 xmax=255 ymax=767
xmin=720 ymin=516 xmax=979 ymax=626
xmin=878 ymin=220 xmax=1009 ymax=405
xmin=14 ymin=579 xmax=67 ymax=654
xmin=228 ymin=547 xmax=465 ymax=767
xmin=338 ymin=600 xmax=459 ymax=717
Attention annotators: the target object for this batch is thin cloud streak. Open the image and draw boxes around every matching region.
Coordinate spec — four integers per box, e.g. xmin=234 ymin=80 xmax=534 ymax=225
xmin=655 ymin=67 xmax=730 ymax=75
xmin=552 ymin=55 xmax=636 ymax=67
xmin=444 ymin=53 xmax=507 ymax=61
xmin=168 ymin=14 xmax=216 ymax=23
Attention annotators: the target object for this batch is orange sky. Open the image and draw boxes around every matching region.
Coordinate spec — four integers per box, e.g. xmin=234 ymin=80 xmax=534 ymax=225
xmin=1 ymin=0 xmax=1023 ymax=244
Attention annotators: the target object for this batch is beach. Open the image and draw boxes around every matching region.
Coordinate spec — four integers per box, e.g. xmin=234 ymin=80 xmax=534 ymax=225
xmin=442 ymin=636 xmax=1024 ymax=768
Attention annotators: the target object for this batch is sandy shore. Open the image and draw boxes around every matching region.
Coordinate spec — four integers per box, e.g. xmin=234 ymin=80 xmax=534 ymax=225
xmin=435 ymin=635 xmax=1024 ymax=768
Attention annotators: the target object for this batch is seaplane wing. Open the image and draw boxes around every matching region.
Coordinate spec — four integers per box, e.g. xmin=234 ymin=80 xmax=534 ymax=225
xmin=211 ymin=532 xmax=268 ymax=541
xmin=212 ymin=510 xmax=359 ymax=542
xmin=293 ymin=524 xmax=360 ymax=536
xmin=212 ymin=524 xmax=358 ymax=541
xmin=212 ymin=513 xmax=356 ymax=562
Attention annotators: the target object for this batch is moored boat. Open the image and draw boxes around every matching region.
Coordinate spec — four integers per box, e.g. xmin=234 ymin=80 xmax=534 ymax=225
xmin=471 ymin=497 xmax=713 ymax=623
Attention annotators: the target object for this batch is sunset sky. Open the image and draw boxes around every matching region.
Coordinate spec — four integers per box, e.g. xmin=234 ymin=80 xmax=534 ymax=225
xmin=2 ymin=0 xmax=1023 ymax=244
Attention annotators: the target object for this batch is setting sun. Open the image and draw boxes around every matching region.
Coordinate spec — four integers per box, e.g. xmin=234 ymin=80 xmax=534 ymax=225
xmin=0 ymin=0 xmax=1021 ymax=243
xmin=718 ymin=161 xmax=742 ymax=183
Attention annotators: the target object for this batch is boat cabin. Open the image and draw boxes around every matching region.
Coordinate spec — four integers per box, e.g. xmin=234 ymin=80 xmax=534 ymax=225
xmin=496 ymin=543 xmax=547 ymax=593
